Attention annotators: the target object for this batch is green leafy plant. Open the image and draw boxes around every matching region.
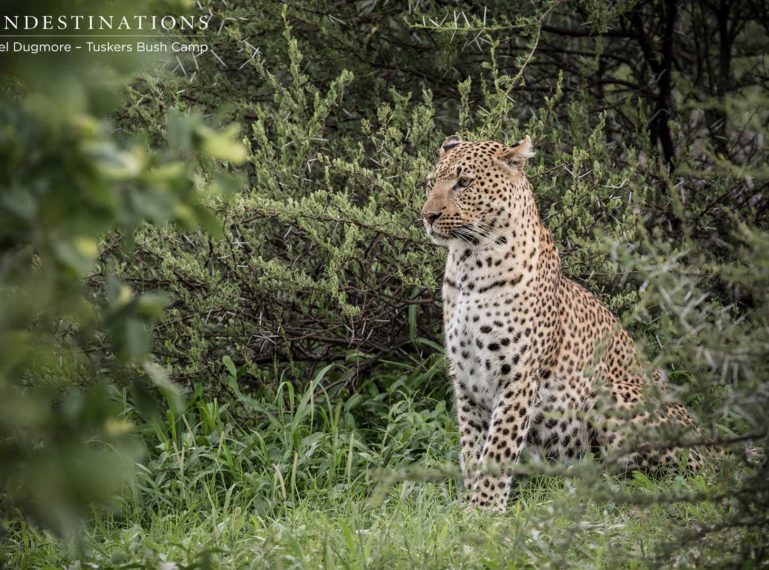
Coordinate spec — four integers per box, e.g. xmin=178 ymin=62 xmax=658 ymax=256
xmin=0 ymin=0 xmax=246 ymax=538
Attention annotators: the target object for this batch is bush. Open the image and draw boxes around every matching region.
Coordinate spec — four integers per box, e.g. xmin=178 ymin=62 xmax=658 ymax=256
xmin=0 ymin=0 xmax=246 ymax=538
xmin=108 ymin=2 xmax=768 ymax=391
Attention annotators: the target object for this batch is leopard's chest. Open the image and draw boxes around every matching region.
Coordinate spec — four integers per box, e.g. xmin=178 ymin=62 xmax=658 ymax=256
xmin=444 ymin=284 xmax=523 ymax=410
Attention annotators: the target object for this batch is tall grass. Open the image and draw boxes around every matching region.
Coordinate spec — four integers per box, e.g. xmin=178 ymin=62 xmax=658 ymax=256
xmin=2 ymin=360 xmax=734 ymax=569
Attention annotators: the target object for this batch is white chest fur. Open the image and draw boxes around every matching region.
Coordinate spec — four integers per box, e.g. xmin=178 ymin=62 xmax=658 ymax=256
xmin=449 ymin=299 xmax=497 ymax=408
xmin=444 ymin=285 xmax=522 ymax=411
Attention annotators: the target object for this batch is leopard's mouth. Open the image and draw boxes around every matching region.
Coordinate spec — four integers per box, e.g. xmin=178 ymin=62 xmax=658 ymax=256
xmin=426 ymin=224 xmax=482 ymax=247
xmin=425 ymin=224 xmax=452 ymax=244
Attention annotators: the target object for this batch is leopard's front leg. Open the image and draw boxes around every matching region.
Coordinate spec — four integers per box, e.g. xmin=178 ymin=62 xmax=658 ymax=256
xmin=454 ymin=382 xmax=489 ymax=498
xmin=468 ymin=374 xmax=537 ymax=513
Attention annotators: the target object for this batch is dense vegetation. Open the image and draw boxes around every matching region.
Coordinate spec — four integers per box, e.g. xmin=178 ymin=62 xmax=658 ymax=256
xmin=1 ymin=0 xmax=768 ymax=567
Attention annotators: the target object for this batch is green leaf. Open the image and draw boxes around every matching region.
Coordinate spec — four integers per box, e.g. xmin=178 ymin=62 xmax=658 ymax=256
xmin=143 ymin=361 xmax=185 ymax=414
xmin=192 ymin=205 xmax=223 ymax=238
xmin=195 ymin=124 xmax=248 ymax=164
xmin=135 ymin=293 xmax=173 ymax=319
xmin=83 ymin=141 xmax=143 ymax=180
xmin=222 ymin=355 xmax=237 ymax=379
xmin=118 ymin=317 xmax=152 ymax=361
xmin=165 ymin=109 xmax=196 ymax=153
xmin=51 ymin=237 xmax=98 ymax=275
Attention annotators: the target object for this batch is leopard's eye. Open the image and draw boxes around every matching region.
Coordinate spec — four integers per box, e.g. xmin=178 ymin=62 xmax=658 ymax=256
xmin=425 ymin=178 xmax=435 ymax=193
xmin=458 ymin=176 xmax=473 ymax=188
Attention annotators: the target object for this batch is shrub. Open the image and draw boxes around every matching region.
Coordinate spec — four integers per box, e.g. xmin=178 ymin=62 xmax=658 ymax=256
xmin=0 ymin=0 xmax=246 ymax=537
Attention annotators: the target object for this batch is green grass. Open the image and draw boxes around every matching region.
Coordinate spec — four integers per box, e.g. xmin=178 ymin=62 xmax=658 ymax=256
xmin=0 ymin=364 xmax=736 ymax=569
xmin=3 ymin=477 xmax=725 ymax=569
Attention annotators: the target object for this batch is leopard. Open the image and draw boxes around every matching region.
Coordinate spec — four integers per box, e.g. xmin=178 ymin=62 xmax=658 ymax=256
xmin=422 ymin=134 xmax=707 ymax=513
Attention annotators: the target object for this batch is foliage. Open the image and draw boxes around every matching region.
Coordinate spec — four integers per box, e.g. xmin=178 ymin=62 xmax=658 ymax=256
xmin=110 ymin=20 xmax=645 ymax=385
xmin=0 ymin=0 xmax=246 ymax=538
xmin=109 ymin=0 xmax=769 ymax=387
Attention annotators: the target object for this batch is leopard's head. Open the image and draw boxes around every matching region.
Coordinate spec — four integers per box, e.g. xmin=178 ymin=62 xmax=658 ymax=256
xmin=422 ymin=135 xmax=534 ymax=246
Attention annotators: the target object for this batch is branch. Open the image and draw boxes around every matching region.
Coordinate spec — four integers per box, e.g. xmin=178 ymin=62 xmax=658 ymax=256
xmin=540 ymin=23 xmax=639 ymax=38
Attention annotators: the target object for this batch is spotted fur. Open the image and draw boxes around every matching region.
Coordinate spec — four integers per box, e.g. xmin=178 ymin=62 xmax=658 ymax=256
xmin=422 ymin=135 xmax=705 ymax=513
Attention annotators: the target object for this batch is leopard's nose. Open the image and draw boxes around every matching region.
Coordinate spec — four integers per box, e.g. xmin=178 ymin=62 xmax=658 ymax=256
xmin=424 ymin=211 xmax=442 ymax=225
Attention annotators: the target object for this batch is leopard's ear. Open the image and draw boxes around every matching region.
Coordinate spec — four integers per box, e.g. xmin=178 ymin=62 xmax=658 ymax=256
xmin=496 ymin=135 xmax=534 ymax=170
xmin=439 ymin=135 xmax=463 ymax=156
